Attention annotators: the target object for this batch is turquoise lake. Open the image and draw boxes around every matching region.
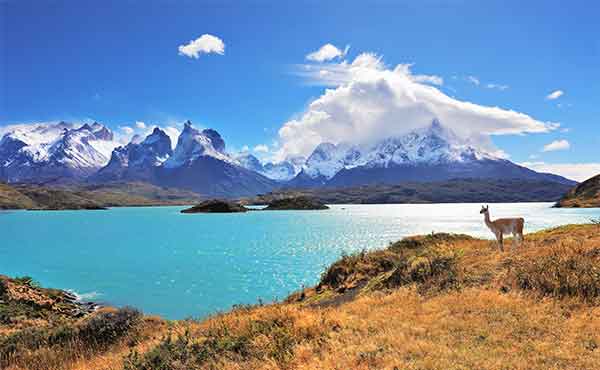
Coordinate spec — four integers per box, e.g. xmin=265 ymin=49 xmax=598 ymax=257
xmin=1 ymin=203 xmax=599 ymax=319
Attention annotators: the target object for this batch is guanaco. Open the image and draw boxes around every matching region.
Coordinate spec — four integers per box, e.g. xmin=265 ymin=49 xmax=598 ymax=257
xmin=480 ymin=205 xmax=524 ymax=252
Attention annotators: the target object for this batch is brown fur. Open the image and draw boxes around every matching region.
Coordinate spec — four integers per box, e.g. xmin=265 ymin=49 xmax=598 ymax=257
xmin=480 ymin=205 xmax=524 ymax=251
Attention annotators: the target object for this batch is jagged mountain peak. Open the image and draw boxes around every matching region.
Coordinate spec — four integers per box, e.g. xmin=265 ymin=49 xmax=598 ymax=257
xmin=201 ymin=128 xmax=225 ymax=153
xmin=164 ymin=121 xmax=231 ymax=168
xmin=0 ymin=121 xmax=120 ymax=182
xmin=299 ymin=118 xmax=492 ymax=180
xmin=78 ymin=123 xmax=93 ymax=131
xmin=235 ymin=153 xmax=263 ymax=173
xmin=143 ymin=127 xmax=170 ymax=145
xmin=235 ymin=152 xmax=304 ymax=181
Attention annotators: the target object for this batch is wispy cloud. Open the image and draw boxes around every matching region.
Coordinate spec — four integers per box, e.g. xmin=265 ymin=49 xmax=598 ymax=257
xmin=178 ymin=34 xmax=225 ymax=59
xmin=486 ymin=83 xmax=509 ymax=91
xmin=520 ymin=162 xmax=600 ymax=182
xmin=395 ymin=64 xmax=443 ymax=86
xmin=119 ymin=126 xmax=134 ymax=135
xmin=542 ymin=139 xmax=570 ymax=152
xmin=467 ymin=76 xmax=480 ymax=86
xmin=546 ymin=90 xmax=564 ymax=100
xmin=306 ymin=43 xmax=349 ymax=62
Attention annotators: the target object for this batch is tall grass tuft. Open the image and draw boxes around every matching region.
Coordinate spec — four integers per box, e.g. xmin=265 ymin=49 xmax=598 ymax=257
xmin=0 ymin=307 xmax=142 ymax=369
xmin=507 ymin=240 xmax=600 ymax=302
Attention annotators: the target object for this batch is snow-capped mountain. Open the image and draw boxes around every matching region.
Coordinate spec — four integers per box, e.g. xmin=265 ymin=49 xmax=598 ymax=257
xmin=0 ymin=121 xmax=120 ymax=183
xmin=91 ymin=127 xmax=173 ymax=182
xmin=290 ymin=119 xmax=574 ymax=187
xmin=91 ymin=121 xmax=277 ymax=197
xmin=235 ymin=153 xmax=264 ymax=173
xmin=235 ymin=153 xmax=304 ymax=181
xmin=164 ymin=121 xmax=232 ymax=168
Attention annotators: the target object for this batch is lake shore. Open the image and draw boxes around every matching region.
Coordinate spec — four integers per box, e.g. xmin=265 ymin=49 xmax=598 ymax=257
xmin=3 ymin=223 xmax=600 ymax=369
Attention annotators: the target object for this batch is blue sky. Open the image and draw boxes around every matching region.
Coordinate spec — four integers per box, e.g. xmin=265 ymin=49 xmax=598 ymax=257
xmin=1 ymin=0 xmax=599 ymax=180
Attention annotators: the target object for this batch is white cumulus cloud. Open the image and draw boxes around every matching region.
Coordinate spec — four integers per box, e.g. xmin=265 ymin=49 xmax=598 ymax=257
xmin=520 ymin=162 xmax=600 ymax=182
xmin=306 ymin=43 xmax=349 ymax=62
xmin=135 ymin=121 xmax=146 ymax=129
xmin=278 ymin=52 xmax=558 ymax=160
xmin=546 ymin=90 xmax=564 ymax=100
xmin=178 ymin=34 xmax=225 ymax=59
xmin=542 ymin=139 xmax=570 ymax=152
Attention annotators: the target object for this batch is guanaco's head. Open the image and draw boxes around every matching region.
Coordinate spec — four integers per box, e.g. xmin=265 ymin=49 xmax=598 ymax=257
xmin=480 ymin=205 xmax=489 ymax=214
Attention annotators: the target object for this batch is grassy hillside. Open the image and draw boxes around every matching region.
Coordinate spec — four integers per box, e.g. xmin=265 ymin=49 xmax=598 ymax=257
xmin=556 ymin=174 xmax=600 ymax=208
xmin=3 ymin=224 xmax=600 ymax=369
xmin=0 ymin=182 xmax=201 ymax=210
xmin=0 ymin=183 xmax=36 ymax=209
xmin=247 ymin=178 xmax=574 ymax=205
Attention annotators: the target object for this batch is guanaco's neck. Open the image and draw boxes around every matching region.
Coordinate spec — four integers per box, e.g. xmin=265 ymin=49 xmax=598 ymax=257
xmin=483 ymin=211 xmax=493 ymax=227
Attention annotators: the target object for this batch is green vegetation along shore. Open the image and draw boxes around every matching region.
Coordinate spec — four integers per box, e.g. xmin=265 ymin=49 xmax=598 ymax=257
xmin=3 ymin=223 xmax=600 ymax=369
xmin=0 ymin=182 xmax=201 ymax=210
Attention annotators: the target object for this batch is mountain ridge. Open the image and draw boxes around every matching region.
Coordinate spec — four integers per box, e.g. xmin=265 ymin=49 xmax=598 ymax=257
xmin=0 ymin=119 xmax=576 ymax=198
xmin=288 ymin=119 xmax=575 ymax=187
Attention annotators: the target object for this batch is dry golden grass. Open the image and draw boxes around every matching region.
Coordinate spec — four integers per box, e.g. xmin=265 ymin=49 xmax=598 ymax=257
xmin=4 ymin=223 xmax=600 ymax=370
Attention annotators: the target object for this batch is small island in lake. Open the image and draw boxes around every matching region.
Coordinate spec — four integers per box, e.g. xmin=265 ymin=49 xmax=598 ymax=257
xmin=263 ymin=196 xmax=329 ymax=210
xmin=181 ymin=199 xmax=248 ymax=213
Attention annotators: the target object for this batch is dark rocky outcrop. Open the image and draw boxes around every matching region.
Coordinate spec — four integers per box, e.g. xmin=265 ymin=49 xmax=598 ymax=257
xmin=181 ymin=199 xmax=248 ymax=213
xmin=263 ymin=196 xmax=329 ymax=210
xmin=555 ymin=174 xmax=600 ymax=208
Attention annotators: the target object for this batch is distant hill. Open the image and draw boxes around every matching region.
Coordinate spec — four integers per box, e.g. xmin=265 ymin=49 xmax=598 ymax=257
xmin=0 ymin=182 xmax=201 ymax=210
xmin=0 ymin=182 xmax=37 ymax=209
xmin=247 ymin=178 xmax=574 ymax=205
xmin=555 ymin=174 xmax=600 ymax=208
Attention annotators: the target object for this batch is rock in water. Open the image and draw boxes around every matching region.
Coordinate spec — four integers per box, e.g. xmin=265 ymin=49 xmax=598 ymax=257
xmin=181 ymin=199 xmax=248 ymax=213
xmin=264 ymin=196 xmax=329 ymax=210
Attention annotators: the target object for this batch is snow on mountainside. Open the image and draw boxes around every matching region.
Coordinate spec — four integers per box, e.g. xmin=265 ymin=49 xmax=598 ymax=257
xmin=291 ymin=119 xmax=575 ymax=187
xmin=164 ymin=121 xmax=233 ymax=168
xmin=90 ymin=121 xmax=277 ymax=197
xmin=91 ymin=127 xmax=173 ymax=182
xmin=0 ymin=121 xmax=121 ymax=182
xmin=235 ymin=153 xmax=304 ymax=181
xmin=300 ymin=119 xmax=496 ymax=180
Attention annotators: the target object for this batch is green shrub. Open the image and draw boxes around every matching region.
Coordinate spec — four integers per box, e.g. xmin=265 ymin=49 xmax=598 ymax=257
xmin=384 ymin=244 xmax=461 ymax=292
xmin=0 ymin=307 xmax=142 ymax=367
xmin=78 ymin=307 xmax=142 ymax=347
xmin=124 ymin=309 xmax=325 ymax=370
xmin=318 ymin=233 xmax=465 ymax=293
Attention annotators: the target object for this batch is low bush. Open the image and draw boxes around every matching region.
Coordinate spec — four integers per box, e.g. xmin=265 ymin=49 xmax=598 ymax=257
xmin=124 ymin=306 xmax=330 ymax=370
xmin=318 ymin=233 xmax=466 ymax=293
xmin=507 ymin=241 xmax=600 ymax=301
xmin=384 ymin=243 xmax=461 ymax=292
xmin=0 ymin=307 xmax=142 ymax=367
